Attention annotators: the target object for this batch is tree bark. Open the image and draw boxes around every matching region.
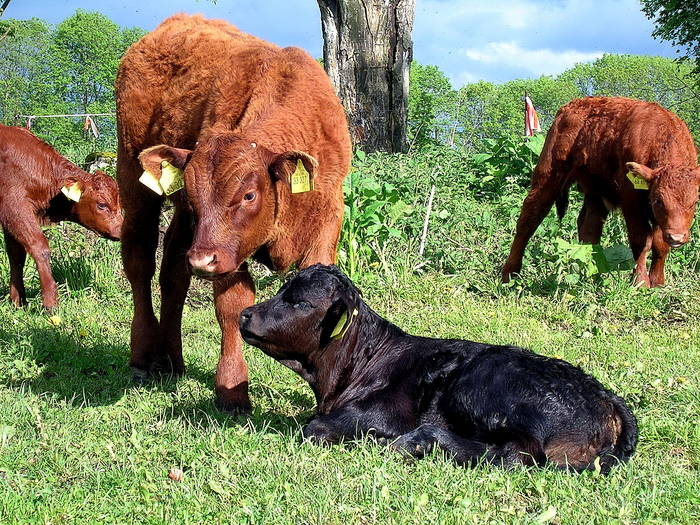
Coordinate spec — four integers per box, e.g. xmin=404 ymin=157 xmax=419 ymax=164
xmin=317 ymin=0 xmax=415 ymax=153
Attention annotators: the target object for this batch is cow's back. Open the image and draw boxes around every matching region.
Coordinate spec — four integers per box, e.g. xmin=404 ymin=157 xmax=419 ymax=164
xmin=0 ymin=125 xmax=59 ymax=200
xmin=117 ymin=15 xmax=347 ymax=161
xmin=539 ymin=97 xmax=697 ymax=181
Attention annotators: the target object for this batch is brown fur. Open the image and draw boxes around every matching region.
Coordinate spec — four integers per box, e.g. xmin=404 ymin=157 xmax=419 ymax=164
xmin=502 ymin=97 xmax=700 ymax=287
xmin=0 ymin=125 xmax=122 ymax=310
xmin=115 ymin=14 xmax=351 ymax=411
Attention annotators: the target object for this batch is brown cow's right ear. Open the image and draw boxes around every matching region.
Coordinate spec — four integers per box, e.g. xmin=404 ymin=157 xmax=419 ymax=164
xmin=626 ymin=162 xmax=656 ymax=182
xmin=138 ymin=145 xmax=192 ymax=176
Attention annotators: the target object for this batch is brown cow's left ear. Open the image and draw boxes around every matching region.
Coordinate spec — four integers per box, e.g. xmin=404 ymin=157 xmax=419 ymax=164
xmin=269 ymin=151 xmax=318 ymax=191
xmin=626 ymin=162 xmax=656 ymax=182
xmin=139 ymin=144 xmax=192 ymax=175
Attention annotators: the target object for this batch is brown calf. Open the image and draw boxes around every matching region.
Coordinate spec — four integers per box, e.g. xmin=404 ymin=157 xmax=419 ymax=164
xmin=502 ymin=97 xmax=700 ymax=287
xmin=0 ymin=125 xmax=122 ymax=309
xmin=116 ymin=15 xmax=351 ymax=412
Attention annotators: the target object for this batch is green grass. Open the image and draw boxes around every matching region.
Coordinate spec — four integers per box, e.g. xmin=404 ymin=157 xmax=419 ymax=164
xmin=0 ymin=146 xmax=699 ymax=523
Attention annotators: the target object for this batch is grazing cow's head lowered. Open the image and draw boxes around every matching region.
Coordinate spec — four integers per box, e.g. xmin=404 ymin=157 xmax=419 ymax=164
xmin=240 ymin=265 xmax=362 ymax=361
xmin=139 ymin=135 xmax=318 ymax=278
xmin=626 ymin=162 xmax=700 ymax=248
xmin=65 ymin=169 xmax=122 ymax=241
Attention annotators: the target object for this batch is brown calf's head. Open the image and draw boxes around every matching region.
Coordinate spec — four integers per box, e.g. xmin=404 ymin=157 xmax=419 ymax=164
xmin=64 ymin=170 xmax=122 ymax=241
xmin=626 ymin=162 xmax=700 ymax=248
xmin=139 ymin=135 xmax=318 ymax=279
xmin=240 ymin=265 xmax=362 ymax=362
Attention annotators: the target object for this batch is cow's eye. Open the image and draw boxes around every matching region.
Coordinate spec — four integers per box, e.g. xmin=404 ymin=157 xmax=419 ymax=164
xmin=96 ymin=202 xmax=108 ymax=211
xmin=243 ymin=191 xmax=256 ymax=202
xmin=293 ymin=300 xmax=311 ymax=309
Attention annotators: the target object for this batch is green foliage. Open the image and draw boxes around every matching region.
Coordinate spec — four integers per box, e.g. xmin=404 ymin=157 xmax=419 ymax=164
xmin=407 ymin=54 xmax=700 ymax=152
xmin=641 ymin=0 xmax=700 ymax=81
xmin=0 ymin=10 xmax=144 ymax=150
xmin=339 ymin=150 xmax=415 ymax=278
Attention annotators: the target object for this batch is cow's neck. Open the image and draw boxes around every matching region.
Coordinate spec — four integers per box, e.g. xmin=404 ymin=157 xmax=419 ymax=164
xmin=310 ymin=306 xmax=404 ymax=414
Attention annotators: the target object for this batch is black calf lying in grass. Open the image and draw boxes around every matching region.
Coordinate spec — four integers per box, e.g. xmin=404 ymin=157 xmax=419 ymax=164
xmin=240 ymin=265 xmax=637 ymax=473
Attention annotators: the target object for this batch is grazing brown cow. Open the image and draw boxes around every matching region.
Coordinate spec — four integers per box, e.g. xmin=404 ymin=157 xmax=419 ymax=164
xmin=0 ymin=125 xmax=122 ymax=310
xmin=502 ymin=97 xmax=700 ymax=287
xmin=116 ymin=15 xmax=351 ymax=412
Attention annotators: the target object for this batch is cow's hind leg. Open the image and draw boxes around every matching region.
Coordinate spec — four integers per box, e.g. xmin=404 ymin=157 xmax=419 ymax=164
xmin=156 ymin=202 xmax=194 ymax=375
xmin=3 ymin=228 xmax=28 ymax=307
xmin=502 ymin=180 xmax=561 ymax=281
xmin=577 ymin=194 xmax=609 ymax=244
xmin=119 ymin=155 xmax=164 ymax=380
xmin=3 ymin=210 xmax=58 ymax=310
xmin=213 ymin=264 xmax=255 ymax=413
xmin=391 ymin=424 xmax=543 ymax=468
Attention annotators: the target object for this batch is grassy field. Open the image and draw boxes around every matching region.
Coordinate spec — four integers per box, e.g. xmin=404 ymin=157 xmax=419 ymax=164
xmin=1 ymin=150 xmax=699 ymax=523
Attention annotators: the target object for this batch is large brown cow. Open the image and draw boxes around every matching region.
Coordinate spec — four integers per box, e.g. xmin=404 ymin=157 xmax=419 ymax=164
xmin=502 ymin=97 xmax=700 ymax=287
xmin=116 ymin=15 xmax=351 ymax=412
xmin=0 ymin=125 xmax=122 ymax=310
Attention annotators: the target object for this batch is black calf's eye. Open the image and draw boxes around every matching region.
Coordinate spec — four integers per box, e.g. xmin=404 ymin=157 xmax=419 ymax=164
xmin=293 ymin=300 xmax=311 ymax=309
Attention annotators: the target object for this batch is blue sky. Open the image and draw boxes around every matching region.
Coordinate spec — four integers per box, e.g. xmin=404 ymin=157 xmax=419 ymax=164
xmin=4 ymin=0 xmax=679 ymax=86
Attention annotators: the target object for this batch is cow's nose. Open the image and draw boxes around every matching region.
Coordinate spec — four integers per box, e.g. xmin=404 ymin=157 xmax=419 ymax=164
xmin=664 ymin=232 xmax=688 ymax=248
xmin=240 ymin=308 xmax=253 ymax=325
xmin=189 ymin=252 xmax=218 ymax=274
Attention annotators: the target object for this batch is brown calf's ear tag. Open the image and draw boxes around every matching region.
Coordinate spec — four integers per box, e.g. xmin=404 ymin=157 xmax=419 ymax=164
xmin=330 ymin=308 xmax=358 ymax=340
xmin=61 ymin=183 xmax=82 ymax=202
xmin=139 ymin=170 xmax=164 ymax=195
xmin=626 ymin=172 xmax=649 ymax=190
xmin=291 ymin=159 xmax=314 ymax=194
xmin=159 ymin=160 xmax=185 ymax=195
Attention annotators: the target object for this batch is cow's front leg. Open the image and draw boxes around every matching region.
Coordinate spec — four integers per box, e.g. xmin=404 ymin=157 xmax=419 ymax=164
xmin=622 ymin=210 xmax=652 ymax=287
xmin=119 ymin=156 xmax=164 ymax=380
xmin=302 ymin=408 xmax=376 ymax=445
xmin=157 ymin=203 xmax=194 ymax=375
xmin=649 ymin=226 xmax=670 ymax=287
xmin=213 ymin=263 xmax=255 ymax=413
xmin=3 ymin=228 xmax=28 ymax=307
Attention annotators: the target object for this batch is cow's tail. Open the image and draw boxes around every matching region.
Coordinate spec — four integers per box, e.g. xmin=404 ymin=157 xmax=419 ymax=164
xmin=596 ymin=393 xmax=638 ymax=474
xmin=555 ymin=187 xmax=569 ymax=221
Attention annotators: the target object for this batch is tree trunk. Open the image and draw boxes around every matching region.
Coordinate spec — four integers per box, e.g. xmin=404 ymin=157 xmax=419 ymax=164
xmin=317 ymin=0 xmax=415 ymax=153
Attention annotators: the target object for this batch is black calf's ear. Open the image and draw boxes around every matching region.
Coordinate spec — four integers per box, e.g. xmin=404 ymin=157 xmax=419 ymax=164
xmin=320 ymin=299 xmax=358 ymax=346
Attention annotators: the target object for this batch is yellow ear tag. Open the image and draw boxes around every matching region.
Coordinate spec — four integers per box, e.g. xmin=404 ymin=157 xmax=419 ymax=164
xmin=159 ymin=160 xmax=184 ymax=195
xmin=290 ymin=159 xmax=314 ymax=194
xmin=330 ymin=308 xmax=358 ymax=340
xmin=626 ymin=172 xmax=649 ymax=190
xmin=61 ymin=184 xmax=82 ymax=202
xmin=139 ymin=170 xmax=164 ymax=195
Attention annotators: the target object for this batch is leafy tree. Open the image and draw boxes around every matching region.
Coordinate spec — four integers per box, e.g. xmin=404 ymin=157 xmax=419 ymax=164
xmin=407 ymin=62 xmax=455 ymax=148
xmin=641 ymin=1 xmax=700 ymax=80
xmin=0 ymin=18 xmax=52 ymax=124
xmin=0 ymin=10 xmax=145 ymax=149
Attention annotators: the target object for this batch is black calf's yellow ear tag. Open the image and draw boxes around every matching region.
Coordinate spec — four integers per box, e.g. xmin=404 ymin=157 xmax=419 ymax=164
xmin=626 ymin=172 xmax=649 ymax=190
xmin=291 ymin=159 xmax=314 ymax=194
xmin=330 ymin=308 xmax=358 ymax=340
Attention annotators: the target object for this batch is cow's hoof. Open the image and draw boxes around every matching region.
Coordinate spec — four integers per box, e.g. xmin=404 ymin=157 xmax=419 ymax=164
xmin=214 ymin=396 xmax=252 ymax=416
xmin=132 ymin=367 xmax=150 ymax=385
xmin=149 ymin=357 xmax=185 ymax=377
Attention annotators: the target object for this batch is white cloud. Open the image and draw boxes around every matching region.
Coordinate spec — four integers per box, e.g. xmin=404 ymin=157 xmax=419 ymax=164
xmin=414 ymin=0 xmax=677 ymax=86
xmin=460 ymin=41 xmax=603 ymax=76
